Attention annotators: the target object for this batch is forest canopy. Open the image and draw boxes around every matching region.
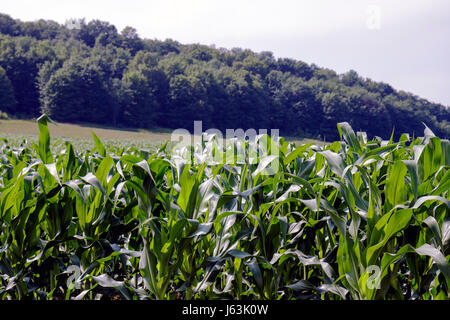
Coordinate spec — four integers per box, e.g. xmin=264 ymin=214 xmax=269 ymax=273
xmin=0 ymin=13 xmax=448 ymax=140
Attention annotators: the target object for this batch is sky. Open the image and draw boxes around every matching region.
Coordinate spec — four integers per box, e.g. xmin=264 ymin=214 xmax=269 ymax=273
xmin=2 ymin=0 xmax=450 ymax=106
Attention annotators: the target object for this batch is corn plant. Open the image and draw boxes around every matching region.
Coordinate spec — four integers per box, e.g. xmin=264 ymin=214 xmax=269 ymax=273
xmin=0 ymin=115 xmax=448 ymax=300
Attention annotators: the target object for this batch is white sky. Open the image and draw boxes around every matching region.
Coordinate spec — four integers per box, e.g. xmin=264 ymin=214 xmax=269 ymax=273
xmin=2 ymin=0 xmax=450 ymax=106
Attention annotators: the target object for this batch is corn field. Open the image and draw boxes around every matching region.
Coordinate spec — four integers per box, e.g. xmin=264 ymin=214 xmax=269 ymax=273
xmin=0 ymin=115 xmax=449 ymax=300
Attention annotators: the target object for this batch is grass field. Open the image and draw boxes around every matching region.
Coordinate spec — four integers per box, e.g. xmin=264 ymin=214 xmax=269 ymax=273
xmin=0 ymin=119 xmax=323 ymax=149
xmin=0 ymin=119 xmax=173 ymax=141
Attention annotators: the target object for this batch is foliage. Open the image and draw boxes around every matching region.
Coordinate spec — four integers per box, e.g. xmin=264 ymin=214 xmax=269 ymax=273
xmin=0 ymin=65 xmax=15 ymax=113
xmin=0 ymin=118 xmax=448 ymax=300
xmin=39 ymin=57 xmax=114 ymax=124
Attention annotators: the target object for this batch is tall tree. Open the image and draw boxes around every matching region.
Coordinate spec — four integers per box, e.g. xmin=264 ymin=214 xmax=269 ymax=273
xmin=40 ymin=57 xmax=113 ymax=124
xmin=0 ymin=65 xmax=16 ymax=113
xmin=0 ymin=35 xmax=55 ymax=116
xmin=77 ymin=20 xmax=119 ymax=47
xmin=0 ymin=14 xmax=20 ymax=36
xmin=121 ymin=26 xmax=143 ymax=55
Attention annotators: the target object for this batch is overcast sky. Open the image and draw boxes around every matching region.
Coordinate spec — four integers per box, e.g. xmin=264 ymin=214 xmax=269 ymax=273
xmin=2 ymin=0 xmax=450 ymax=106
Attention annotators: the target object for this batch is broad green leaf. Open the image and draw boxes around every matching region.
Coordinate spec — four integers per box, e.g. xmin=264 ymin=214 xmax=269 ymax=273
xmin=91 ymin=131 xmax=106 ymax=157
xmin=366 ymin=209 xmax=413 ymax=265
xmin=36 ymin=114 xmax=53 ymax=164
xmin=385 ymin=160 xmax=407 ymax=209
xmin=337 ymin=122 xmax=362 ymax=154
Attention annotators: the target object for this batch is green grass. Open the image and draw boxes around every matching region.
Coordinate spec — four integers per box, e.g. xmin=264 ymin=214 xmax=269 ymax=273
xmin=0 ymin=119 xmax=174 ymax=151
xmin=0 ymin=119 xmax=173 ymax=140
xmin=0 ymin=119 xmax=323 ymax=149
xmin=0 ymin=116 xmax=448 ymax=300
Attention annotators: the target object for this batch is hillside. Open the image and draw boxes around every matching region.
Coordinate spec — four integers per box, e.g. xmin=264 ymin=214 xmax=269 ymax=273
xmin=0 ymin=13 xmax=449 ymax=140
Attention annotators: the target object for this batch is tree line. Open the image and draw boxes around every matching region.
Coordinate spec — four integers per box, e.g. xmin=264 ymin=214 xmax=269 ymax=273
xmin=0 ymin=13 xmax=448 ymax=140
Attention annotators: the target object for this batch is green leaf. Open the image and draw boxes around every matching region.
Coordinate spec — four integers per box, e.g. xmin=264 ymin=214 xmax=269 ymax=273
xmin=177 ymin=165 xmax=198 ymax=217
xmin=247 ymin=258 xmax=264 ymax=294
xmin=252 ymin=154 xmax=279 ymax=178
xmin=92 ymin=131 xmax=106 ymax=157
xmin=81 ymin=172 xmax=107 ymax=196
xmin=385 ymin=160 xmax=407 ymax=209
xmin=36 ymin=114 xmax=53 ymax=164
xmin=284 ymin=143 xmax=313 ymax=166
xmin=95 ymin=156 xmax=114 ymax=188
xmin=403 ymin=160 xmax=418 ymax=199
xmin=366 ymin=209 xmax=413 ymax=265
xmin=422 ymin=216 xmax=442 ymax=247
xmin=228 ymin=249 xmax=252 ymax=259
xmin=418 ymin=137 xmax=442 ymax=193
xmin=44 ymin=163 xmax=60 ymax=186
xmin=286 ymin=280 xmax=315 ymax=291
xmin=91 ymin=274 xmax=131 ymax=300
xmin=321 ymin=150 xmax=346 ymax=177
xmin=189 ymin=222 xmax=213 ymax=238
xmin=415 ymin=244 xmax=450 ymax=287
xmin=337 ymin=122 xmax=362 ymax=154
